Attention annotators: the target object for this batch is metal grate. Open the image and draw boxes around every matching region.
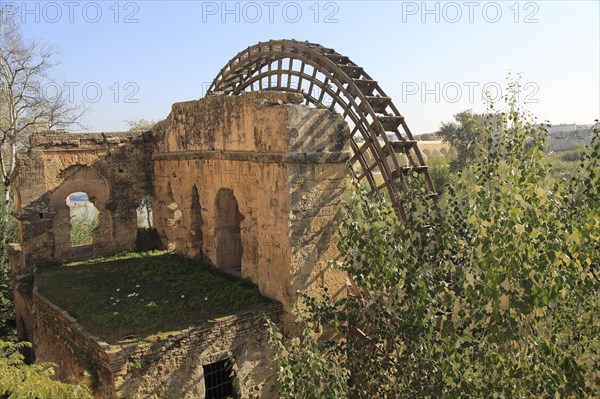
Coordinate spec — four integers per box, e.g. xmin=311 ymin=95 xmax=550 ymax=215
xmin=203 ymin=359 xmax=235 ymax=399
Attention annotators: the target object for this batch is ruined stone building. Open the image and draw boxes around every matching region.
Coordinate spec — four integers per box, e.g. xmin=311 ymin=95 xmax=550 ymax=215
xmin=9 ymin=40 xmax=432 ymax=398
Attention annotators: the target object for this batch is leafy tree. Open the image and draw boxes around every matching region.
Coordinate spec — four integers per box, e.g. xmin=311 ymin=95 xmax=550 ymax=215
xmin=269 ymin=84 xmax=600 ymax=398
xmin=0 ymin=340 xmax=94 ymax=398
xmin=70 ymin=208 xmax=98 ymax=246
xmin=124 ymin=118 xmax=157 ymax=132
xmin=137 ymin=196 xmax=153 ymax=228
xmin=416 ymin=132 xmax=441 ymax=141
xmin=0 ymin=13 xmax=84 ymax=341
xmin=0 ymin=188 xmax=17 ymax=341
xmin=435 ymin=110 xmax=487 ymax=171
xmin=266 ymin=321 xmax=349 ymax=399
xmin=427 ymin=157 xmax=450 ymax=196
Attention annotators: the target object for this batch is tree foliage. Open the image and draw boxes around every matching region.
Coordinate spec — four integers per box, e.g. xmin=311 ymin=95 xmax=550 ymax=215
xmin=266 ymin=321 xmax=349 ymax=399
xmin=0 ymin=340 xmax=93 ymax=398
xmin=0 ymin=186 xmax=18 ymax=341
xmin=137 ymin=196 xmax=153 ymax=228
xmin=69 ymin=209 xmax=98 ymax=247
xmin=1 ymin=14 xmax=86 ymax=342
xmin=269 ymin=85 xmax=600 ymax=398
xmin=435 ymin=109 xmax=487 ymax=171
xmin=124 ymin=118 xmax=157 ymax=132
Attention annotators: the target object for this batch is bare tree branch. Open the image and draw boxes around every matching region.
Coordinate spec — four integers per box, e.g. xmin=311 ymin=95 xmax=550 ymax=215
xmin=0 ymin=12 xmax=87 ymax=211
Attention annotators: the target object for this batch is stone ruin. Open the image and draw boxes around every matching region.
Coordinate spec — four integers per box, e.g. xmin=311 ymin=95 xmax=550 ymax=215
xmin=10 ymin=92 xmax=350 ymax=398
xmin=9 ymin=39 xmax=436 ymax=398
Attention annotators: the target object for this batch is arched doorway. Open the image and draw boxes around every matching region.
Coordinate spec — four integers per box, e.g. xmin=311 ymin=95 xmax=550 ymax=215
xmin=66 ymin=192 xmax=99 ymax=246
xmin=214 ymin=188 xmax=243 ymax=276
xmin=48 ymin=165 xmax=113 ymax=261
xmin=191 ymin=185 xmax=203 ymax=251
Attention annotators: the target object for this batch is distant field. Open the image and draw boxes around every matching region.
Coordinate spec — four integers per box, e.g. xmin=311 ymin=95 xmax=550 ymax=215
xmin=37 ymin=251 xmax=274 ymax=343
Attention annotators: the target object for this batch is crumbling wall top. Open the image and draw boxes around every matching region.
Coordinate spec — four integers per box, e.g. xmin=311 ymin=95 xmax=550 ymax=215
xmin=28 ymin=130 xmax=151 ymax=150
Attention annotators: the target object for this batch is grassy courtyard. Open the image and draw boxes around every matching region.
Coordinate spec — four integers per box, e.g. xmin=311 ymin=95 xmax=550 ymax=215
xmin=36 ymin=251 xmax=274 ymax=343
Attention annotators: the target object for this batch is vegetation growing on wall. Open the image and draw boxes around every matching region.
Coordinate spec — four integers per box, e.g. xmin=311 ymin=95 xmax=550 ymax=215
xmin=0 ymin=190 xmax=17 ymax=341
xmin=269 ymin=85 xmax=600 ymax=398
xmin=37 ymin=251 xmax=273 ymax=343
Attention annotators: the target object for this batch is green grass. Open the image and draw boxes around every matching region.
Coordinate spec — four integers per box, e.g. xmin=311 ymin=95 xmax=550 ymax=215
xmin=36 ymin=251 xmax=274 ymax=344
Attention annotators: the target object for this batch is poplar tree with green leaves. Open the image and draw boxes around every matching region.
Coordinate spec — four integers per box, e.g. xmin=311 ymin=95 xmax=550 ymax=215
xmin=268 ymin=83 xmax=600 ymax=398
xmin=0 ymin=341 xmax=94 ymax=398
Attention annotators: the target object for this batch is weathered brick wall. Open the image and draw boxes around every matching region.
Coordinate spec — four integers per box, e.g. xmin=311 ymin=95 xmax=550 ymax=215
xmin=12 ymin=132 xmax=153 ymax=356
xmin=32 ymin=290 xmax=118 ymax=398
xmin=116 ymin=306 xmax=282 ymax=399
xmin=14 ymin=91 xmax=352 ymax=396
xmin=32 ymin=286 xmax=282 ymax=399
xmin=152 ymin=93 xmax=350 ymax=326
xmin=285 ymin=104 xmax=349 ymax=324
xmin=12 ymin=132 xmax=153 ymax=266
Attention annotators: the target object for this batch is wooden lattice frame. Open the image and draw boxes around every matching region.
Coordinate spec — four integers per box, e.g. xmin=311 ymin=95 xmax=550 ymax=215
xmin=207 ymin=39 xmax=434 ymax=220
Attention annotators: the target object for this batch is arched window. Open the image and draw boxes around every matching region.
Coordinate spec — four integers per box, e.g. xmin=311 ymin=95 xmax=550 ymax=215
xmin=191 ymin=185 xmax=203 ymax=245
xmin=215 ymin=188 xmax=243 ymax=275
xmin=137 ymin=196 xmax=153 ymax=228
xmin=67 ymin=192 xmax=99 ymax=246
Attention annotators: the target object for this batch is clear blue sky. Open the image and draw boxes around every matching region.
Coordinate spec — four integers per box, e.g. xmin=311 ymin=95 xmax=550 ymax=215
xmin=7 ymin=0 xmax=600 ymax=134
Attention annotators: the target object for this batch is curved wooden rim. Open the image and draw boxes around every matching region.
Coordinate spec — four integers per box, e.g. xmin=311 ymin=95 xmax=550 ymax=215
xmin=207 ymin=40 xmax=435 ymax=220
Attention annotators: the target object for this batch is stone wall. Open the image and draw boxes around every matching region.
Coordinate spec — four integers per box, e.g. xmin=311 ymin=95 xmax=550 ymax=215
xmin=152 ymin=93 xmax=350 ymax=326
xmin=12 ymin=132 xmax=153 ymax=354
xmin=32 ymin=286 xmax=282 ymax=399
xmin=32 ymin=290 xmax=115 ymax=398
xmin=417 ymin=140 xmax=455 ymax=160
xmin=12 ymin=132 xmax=153 ymax=266
xmin=12 ymin=91 xmax=352 ymax=396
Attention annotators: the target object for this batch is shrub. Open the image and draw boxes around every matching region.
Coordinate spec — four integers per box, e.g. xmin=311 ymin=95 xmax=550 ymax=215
xmin=269 ymin=86 xmax=600 ymax=398
xmin=0 ymin=340 xmax=94 ymax=398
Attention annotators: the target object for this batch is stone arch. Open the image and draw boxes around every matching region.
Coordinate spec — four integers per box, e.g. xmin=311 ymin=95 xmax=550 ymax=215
xmin=136 ymin=196 xmax=154 ymax=229
xmin=214 ymin=188 xmax=243 ymax=275
xmin=66 ymin=192 xmax=99 ymax=246
xmin=166 ymin=181 xmax=174 ymax=201
xmin=48 ymin=165 xmax=113 ymax=261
